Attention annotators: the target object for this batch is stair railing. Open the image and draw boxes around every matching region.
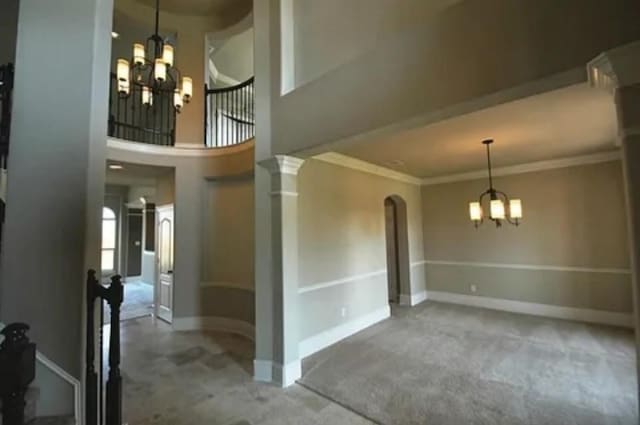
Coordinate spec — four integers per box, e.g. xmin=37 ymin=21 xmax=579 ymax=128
xmin=0 ymin=323 xmax=36 ymax=425
xmin=204 ymin=77 xmax=255 ymax=147
xmin=86 ymin=270 xmax=123 ymax=425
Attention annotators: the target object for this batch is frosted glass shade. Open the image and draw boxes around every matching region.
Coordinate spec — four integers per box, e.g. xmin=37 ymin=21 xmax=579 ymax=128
xmin=469 ymin=202 xmax=482 ymax=221
xmin=116 ymin=59 xmax=129 ymax=82
xmin=174 ymin=89 xmax=183 ymax=112
xmin=142 ymin=86 xmax=153 ymax=105
xmin=182 ymin=77 xmax=193 ymax=101
xmin=133 ymin=43 xmax=145 ymax=65
xmin=154 ymin=58 xmax=166 ymax=81
xmin=117 ymin=79 xmax=129 ymax=95
xmin=162 ymin=45 xmax=174 ymax=67
xmin=490 ymin=199 xmax=505 ymax=220
xmin=510 ymin=199 xmax=522 ymax=219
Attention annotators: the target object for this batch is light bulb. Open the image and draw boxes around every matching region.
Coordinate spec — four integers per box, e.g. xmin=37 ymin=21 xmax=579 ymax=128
xmin=469 ymin=202 xmax=482 ymax=222
xmin=510 ymin=199 xmax=522 ymax=219
xmin=181 ymin=77 xmax=193 ymax=102
xmin=162 ymin=45 xmax=174 ymax=67
xmin=154 ymin=58 xmax=166 ymax=82
xmin=142 ymin=86 xmax=153 ymax=106
xmin=133 ymin=43 xmax=145 ymax=66
xmin=116 ymin=59 xmax=129 ymax=82
xmin=174 ymin=89 xmax=183 ymax=112
xmin=490 ymin=199 xmax=505 ymax=220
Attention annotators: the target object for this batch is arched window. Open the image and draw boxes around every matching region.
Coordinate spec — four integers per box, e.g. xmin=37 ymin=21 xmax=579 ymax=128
xmin=102 ymin=207 xmax=117 ymax=272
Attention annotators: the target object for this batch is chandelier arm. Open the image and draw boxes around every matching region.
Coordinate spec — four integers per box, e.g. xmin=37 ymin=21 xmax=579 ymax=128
xmin=495 ymin=190 xmax=519 ymax=226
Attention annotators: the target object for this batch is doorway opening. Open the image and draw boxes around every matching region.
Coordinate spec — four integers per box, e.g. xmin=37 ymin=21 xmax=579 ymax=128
xmin=384 ymin=195 xmax=410 ymax=306
xmin=103 ymin=161 xmax=175 ymax=323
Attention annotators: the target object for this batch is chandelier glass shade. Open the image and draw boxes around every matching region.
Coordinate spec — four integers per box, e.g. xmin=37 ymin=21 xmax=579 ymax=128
xmin=469 ymin=140 xmax=523 ymax=228
xmin=115 ymin=0 xmax=192 ymax=113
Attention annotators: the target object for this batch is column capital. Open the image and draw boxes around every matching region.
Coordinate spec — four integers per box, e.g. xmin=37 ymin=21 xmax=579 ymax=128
xmin=258 ymin=155 xmax=305 ymax=176
xmin=588 ymin=40 xmax=640 ymax=92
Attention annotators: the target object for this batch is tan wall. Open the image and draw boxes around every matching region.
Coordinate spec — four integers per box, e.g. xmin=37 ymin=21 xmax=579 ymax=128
xmin=297 ymin=158 xmax=424 ymax=339
xmin=421 ymin=160 xmax=632 ymax=312
xmin=200 ymin=176 xmax=255 ymax=324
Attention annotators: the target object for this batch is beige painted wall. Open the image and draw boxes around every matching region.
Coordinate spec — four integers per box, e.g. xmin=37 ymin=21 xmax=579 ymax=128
xmin=297 ymin=158 xmax=424 ymax=339
xmin=421 ymin=160 xmax=632 ymax=313
xmin=200 ymin=176 xmax=255 ymax=324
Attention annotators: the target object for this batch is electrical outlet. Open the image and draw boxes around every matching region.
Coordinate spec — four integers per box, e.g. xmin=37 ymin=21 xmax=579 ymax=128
xmin=341 ymin=307 xmax=347 ymax=318
xmin=470 ymin=284 xmax=477 ymax=293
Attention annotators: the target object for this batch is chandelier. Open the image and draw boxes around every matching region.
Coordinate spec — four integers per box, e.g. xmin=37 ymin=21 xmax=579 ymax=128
xmin=115 ymin=0 xmax=192 ymax=113
xmin=468 ymin=140 xmax=522 ymax=228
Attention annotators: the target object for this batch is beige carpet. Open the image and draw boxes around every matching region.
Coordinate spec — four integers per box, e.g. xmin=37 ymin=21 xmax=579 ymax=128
xmin=300 ymin=302 xmax=637 ymax=425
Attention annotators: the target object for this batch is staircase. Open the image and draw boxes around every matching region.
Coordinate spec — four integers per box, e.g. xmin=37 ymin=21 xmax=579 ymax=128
xmin=0 ymin=389 xmax=74 ymax=425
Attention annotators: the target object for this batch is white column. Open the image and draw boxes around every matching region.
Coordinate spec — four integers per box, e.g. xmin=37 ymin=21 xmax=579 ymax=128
xmin=254 ymin=155 xmax=304 ymax=387
xmin=588 ymin=40 xmax=640 ymax=400
xmin=0 ymin=0 xmax=113 ymax=377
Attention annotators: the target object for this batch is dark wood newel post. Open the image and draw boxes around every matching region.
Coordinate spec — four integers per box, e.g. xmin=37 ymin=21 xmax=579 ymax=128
xmin=105 ymin=275 xmax=123 ymax=425
xmin=0 ymin=323 xmax=36 ymax=425
xmin=86 ymin=269 xmax=99 ymax=425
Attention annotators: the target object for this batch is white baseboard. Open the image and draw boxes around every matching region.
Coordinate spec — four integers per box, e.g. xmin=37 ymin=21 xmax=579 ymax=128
xmin=299 ymin=305 xmax=391 ymax=359
xmin=172 ymin=316 xmax=255 ymax=340
xmin=253 ymin=359 xmax=301 ymax=387
xmin=400 ymin=290 xmax=427 ymax=306
xmin=427 ymin=291 xmax=634 ymax=328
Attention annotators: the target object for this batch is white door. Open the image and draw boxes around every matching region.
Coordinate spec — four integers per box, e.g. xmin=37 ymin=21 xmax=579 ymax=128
xmin=156 ymin=204 xmax=174 ymax=323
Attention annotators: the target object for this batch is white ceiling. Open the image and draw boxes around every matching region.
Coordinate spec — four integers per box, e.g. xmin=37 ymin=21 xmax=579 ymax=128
xmin=335 ymin=83 xmax=618 ymax=178
xmin=134 ymin=0 xmax=251 ymax=18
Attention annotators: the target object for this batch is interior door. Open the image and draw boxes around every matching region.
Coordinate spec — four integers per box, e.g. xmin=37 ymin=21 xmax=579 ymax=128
xmin=156 ymin=204 xmax=174 ymax=323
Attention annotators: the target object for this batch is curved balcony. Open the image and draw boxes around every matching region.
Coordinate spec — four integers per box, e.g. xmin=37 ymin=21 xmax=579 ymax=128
xmin=205 ymin=77 xmax=255 ymax=148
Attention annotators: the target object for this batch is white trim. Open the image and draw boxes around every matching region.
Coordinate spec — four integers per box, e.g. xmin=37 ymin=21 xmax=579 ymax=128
xmin=253 ymin=359 xmax=273 ymax=382
xmin=270 ymin=190 xmax=298 ymax=197
xmin=421 ymin=259 xmax=631 ymax=275
xmin=272 ymin=360 xmax=302 ymax=387
xmin=299 ymin=305 xmax=391 ymax=358
xmin=421 ymin=151 xmax=621 ymax=185
xmin=400 ymin=290 xmax=428 ymax=306
xmin=172 ymin=316 xmax=255 ymax=340
xmin=426 ymin=291 xmax=634 ymax=328
xmin=299 ymin=269 xmax=387 ymax=294
xmin=107 ymin=137 xmax=254 ymax=157
xmin=314 ymin=152 xmax=422 ymax=185
xmin=0 ymin=323 xmax=81 ymax=425
xmin=258 ymin=155 xmax=305 ymax=175
xmin=34 ymin=352 xmax=82 ymax=425
xmin=200 ymin=281 xmax=255 ymax=292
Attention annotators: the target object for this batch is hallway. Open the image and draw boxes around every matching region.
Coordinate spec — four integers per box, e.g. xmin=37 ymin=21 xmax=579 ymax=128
xmin=114 ymin=318 xmax=371 ymax=425
xmin=301 ymin=302 xmax=637 ymax=425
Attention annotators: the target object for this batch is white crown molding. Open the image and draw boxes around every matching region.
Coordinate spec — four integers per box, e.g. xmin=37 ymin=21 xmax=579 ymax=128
xmin=421 ymin=150 xmax=621 ymax=186
xmin=426 ymin=291 xmax=633 ymax=328
xmin=420 ymin=259 xmax=631 ymax=275
xmin=270 ymin=190 xmax=299 ymax=197
xmin=299 ymin=305 xmax=390 ymax=359
xmin=107 ymin=137 xmax=254 ymax=157
xmin=314 ymin=152 xmax=422 ymax=185
xmin=588 ymin=40 xmax=640 ymax=90
xmin=258 ymin=155 xmax=305 ymax=175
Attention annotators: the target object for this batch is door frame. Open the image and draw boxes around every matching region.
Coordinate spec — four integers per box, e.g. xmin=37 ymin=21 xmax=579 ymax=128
xmin=155 ymin=203 xmax=175 ymax=323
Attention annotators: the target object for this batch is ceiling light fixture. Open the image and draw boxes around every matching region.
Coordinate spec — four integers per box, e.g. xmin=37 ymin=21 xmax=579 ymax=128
xmin=469 ymin=139 xmax=522 ymax=228
xmin=114 ymin=0 xmax=192 ymax=113
xmin=108 ymin=164 xmax=124 ymax=170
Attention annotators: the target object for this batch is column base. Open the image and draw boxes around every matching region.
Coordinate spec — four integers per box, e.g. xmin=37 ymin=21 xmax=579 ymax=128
xmin=253 ymin=359 xmax=301 ymax=387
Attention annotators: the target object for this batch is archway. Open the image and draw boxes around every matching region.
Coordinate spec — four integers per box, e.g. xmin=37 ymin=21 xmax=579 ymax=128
xmin=384 ymin=195 xmax=411 ymax=305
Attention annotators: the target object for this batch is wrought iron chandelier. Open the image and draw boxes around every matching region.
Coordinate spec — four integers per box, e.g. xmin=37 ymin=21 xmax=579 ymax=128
xmin=469 ymin=139 xmax=522 ymax=228
xmin=115 ymin=0 xmax=192 ymax=113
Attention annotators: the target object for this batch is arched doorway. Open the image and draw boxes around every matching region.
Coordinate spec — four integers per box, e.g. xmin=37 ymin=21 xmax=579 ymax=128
xmin=384 ymin=195 xmax=410 ymax=305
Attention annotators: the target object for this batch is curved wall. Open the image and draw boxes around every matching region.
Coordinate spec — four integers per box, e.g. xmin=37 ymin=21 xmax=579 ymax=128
xmin=106 ymin=139 xmax=255 ymax=333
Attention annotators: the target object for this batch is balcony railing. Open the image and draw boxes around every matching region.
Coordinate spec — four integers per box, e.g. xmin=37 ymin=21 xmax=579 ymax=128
xmin=205 ymin=77 xmax=255 ymax=148
xmin=108 ymin=73 xmax=176 ymax=146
